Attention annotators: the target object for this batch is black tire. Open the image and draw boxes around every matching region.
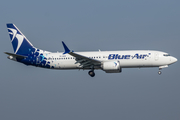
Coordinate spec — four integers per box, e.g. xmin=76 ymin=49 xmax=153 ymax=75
xmin=88 ymin=71 xmax=95 ymax=77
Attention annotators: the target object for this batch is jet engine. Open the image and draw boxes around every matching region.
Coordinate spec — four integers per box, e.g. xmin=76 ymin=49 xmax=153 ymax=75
xmin=101 ymin=61 xmax=122 ymax=73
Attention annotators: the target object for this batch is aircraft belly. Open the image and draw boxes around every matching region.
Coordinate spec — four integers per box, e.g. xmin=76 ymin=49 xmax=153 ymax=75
xmin=58 ymin=61 xmax=77 ymax=69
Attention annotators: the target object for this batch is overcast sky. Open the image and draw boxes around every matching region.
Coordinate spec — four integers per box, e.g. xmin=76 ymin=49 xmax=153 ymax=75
xmin=0 ymin=0 xmax=180 ymax=120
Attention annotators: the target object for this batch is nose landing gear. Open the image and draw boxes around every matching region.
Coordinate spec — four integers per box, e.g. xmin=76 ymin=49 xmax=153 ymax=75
xmin=158 ymin=71 xmax=162 ymax=75
xmin=158 ymin=68 xmax=162 ymax=75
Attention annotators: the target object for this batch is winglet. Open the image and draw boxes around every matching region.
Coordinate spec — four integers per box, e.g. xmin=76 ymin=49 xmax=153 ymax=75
xmin=62 ymin=41 xmax=70 ymax=54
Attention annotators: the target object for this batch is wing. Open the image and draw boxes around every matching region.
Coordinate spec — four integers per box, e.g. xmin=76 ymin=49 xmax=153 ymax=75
xmin=62 ymin=41 xmax=101 ymax=68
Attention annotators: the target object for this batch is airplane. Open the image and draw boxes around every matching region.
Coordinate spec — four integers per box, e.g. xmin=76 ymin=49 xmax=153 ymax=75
xmin=5 ymin=23 xmax=177 ymax=77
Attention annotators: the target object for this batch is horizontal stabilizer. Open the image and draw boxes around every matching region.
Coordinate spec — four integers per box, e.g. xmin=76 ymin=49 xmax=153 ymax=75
xmin=4 ymin=52 xmax=27 ymax=59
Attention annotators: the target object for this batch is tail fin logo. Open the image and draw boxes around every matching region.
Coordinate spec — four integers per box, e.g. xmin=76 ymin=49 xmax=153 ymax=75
xmin=8 ymin=28 xmax=24 ymax=54
xmin=8 ymin=28 xmax=17 ymax=42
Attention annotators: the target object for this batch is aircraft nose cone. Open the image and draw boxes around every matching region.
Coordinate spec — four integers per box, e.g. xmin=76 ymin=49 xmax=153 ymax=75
xmin=172 ymin=57 xmax=178 ymax=63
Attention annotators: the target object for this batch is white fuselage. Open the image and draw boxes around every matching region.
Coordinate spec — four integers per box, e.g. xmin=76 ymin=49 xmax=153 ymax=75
xmin=41 ymin=50 xmax=176 ymax=70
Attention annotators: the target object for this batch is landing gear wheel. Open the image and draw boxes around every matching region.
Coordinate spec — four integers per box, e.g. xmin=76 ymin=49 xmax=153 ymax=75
xmin=88 ymin=71 xmax=95 ymax=77
xmin=158 ymin=71 xmax=162 ymax=75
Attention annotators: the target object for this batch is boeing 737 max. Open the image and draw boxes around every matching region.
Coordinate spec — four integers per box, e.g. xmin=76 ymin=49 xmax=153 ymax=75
xmin=5 ymin=23 xmax=177 ymax=77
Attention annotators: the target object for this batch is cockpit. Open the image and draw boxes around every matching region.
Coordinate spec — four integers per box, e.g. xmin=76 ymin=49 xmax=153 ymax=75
xmin=163 ymin=54 xmax=170 ymax=57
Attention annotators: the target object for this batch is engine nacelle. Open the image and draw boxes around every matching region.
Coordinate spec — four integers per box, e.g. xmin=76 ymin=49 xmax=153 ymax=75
xmin=101 ymin=61 xmax=122 ymax=73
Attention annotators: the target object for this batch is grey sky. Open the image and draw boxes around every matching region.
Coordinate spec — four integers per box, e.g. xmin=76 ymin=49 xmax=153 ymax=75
xmin=0 ymin=0 xmax=180 ymax=120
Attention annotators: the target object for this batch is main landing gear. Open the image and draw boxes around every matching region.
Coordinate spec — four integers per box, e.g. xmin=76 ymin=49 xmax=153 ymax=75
xmin=88 ymin=70 xmax=95 ymax=77
xmin=88 ymin=65 xmax=95 ymax=77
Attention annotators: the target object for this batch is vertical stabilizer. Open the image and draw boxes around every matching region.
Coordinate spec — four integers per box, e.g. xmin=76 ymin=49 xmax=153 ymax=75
xmin=6 ymin=23 xmax=35 ymax=55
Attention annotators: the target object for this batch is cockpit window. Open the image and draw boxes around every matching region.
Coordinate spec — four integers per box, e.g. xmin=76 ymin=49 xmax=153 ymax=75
xmin=163 ymin=54 xmax=170 ymax=57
